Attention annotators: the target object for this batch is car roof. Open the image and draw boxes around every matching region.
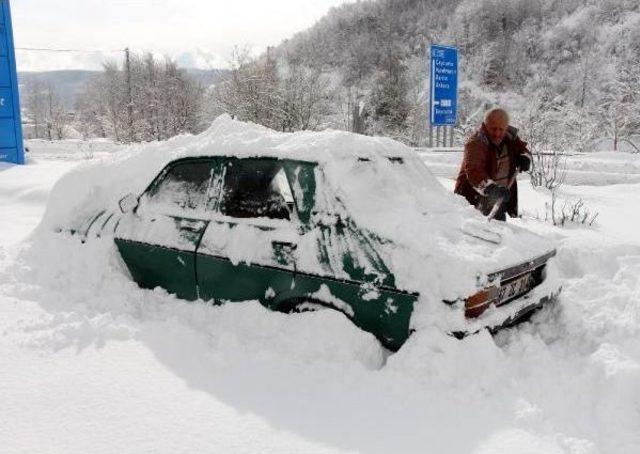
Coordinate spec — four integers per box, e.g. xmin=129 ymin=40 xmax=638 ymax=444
xmin=165 ymin=155 xmax=318 ymax=167
xmin=146 ymin=114 xmax=412 ymax=166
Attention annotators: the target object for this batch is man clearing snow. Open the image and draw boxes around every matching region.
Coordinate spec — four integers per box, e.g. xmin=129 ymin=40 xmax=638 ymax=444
xmin=454 ymin=107 xmax=532 ymax=221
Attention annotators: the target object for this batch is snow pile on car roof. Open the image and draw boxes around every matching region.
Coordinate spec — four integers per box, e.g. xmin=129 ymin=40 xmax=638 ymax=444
xmin=40 ymin=114 xmax=415 ymax=231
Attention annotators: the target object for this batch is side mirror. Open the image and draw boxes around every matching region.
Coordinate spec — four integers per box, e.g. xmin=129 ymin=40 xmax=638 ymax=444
xmin=118 ymin=193 xmax=139 ymax=213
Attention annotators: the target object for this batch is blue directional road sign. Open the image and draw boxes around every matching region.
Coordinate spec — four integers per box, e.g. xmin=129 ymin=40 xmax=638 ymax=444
xmin=429 ymin=44 xmax=458 ymax=127
xmin=0 ymin=0 xmax=24 ymax=165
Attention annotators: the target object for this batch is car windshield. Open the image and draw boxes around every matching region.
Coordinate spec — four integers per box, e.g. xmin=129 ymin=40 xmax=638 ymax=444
xmin=146 ymin=161 xmax=214 ymax=212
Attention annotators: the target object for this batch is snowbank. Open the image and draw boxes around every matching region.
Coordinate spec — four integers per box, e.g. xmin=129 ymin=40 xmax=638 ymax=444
xmin=26 ymin=138 xmax=122 ymax=161
xmin=419 ymin=149 xmax=640 ymax=186
xmin=1 ymin=137 xmax=640 ymax=454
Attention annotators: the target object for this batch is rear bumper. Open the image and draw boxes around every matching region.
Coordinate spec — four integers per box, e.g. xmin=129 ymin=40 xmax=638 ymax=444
xmin=452 ymin=261 xmax=562 ymax=337
xmin=488 ymin=287 xmax=561 ymax=334
xmin=452 ymin=287 xmax=561 ymax=339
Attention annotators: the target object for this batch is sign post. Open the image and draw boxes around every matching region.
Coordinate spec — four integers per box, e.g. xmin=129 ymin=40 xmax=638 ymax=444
xmin=429 ymin=44 xmax=458 ymax=147
xmin=0 ymin=0 xmax=24 ymax=165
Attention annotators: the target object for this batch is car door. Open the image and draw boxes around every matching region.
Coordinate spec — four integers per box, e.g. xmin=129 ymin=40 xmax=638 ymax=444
xmin=115 ymin=158 xmax=224 ymax=301
xmin=196 ymin=158 xmax=299 ymax=304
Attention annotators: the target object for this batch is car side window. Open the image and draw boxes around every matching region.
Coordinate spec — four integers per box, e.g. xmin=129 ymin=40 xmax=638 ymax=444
xmin=146 ymin=161 xmax=215 ymax=212
xmin=220 ymin=159 xmax=295 ymax=221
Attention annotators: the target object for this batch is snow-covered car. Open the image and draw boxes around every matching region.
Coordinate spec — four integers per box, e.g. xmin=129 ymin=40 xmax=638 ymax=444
xmin=67 ymin=116 xmax=561 ymax=351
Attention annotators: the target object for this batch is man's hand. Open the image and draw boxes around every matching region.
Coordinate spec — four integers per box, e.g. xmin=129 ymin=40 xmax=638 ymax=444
xmin=517 ymin=154 xmax=531 ymax=172
xmin=485 ymin=183 xmax=510 ymax=203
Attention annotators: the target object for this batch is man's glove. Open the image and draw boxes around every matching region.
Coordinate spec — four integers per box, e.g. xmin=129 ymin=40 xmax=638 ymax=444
xmin=517 ymin=154 xmax=531 ymax=172
xmin=484 ymin=183 xmax=510 ymax=203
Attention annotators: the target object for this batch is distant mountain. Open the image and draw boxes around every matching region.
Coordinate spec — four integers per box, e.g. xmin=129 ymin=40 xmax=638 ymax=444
xmin=18 ymin=70 xmax=98 ymax=110
xmin=184 ymin=68 xmax=230 ymax=88
xmin=18 ymin=68 xmax=228 ymax=110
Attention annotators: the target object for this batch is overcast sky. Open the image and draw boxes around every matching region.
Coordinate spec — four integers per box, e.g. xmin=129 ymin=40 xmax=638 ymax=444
xmin=12 ymin=0 xmax=356 ymax=72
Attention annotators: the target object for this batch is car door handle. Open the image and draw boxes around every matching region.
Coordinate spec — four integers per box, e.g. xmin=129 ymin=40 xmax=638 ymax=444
xmin=178 ymin=219 xmax=205 ymax=233
xmin=272 ymin=241 xmax=298 ymax=251
xmin=180 ymin=224 xmax=201 ymax=232
xmin=272 ymin=241 xmax=297 ymax=269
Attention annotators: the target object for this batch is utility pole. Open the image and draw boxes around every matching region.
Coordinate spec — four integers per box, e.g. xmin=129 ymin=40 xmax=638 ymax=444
xmin=351 ymin=93 xmax=365 ymax=134
xmin=125 ymin=47 xmax=133 ymax=142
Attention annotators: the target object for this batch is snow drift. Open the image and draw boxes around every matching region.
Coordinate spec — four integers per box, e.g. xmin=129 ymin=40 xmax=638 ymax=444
xmin=1 ymin=128 xmax=640 ymax=454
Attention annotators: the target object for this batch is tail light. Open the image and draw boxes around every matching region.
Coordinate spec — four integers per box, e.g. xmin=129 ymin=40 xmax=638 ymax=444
xmin=465 ymin=286 xmax=498 ymax=318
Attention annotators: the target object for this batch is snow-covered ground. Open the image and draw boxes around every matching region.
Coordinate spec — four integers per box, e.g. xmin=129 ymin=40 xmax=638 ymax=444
xmin=419 ymin=149 xmax=640 ymax=186
xmin=1 ymin=139 xmax=639 ymax=454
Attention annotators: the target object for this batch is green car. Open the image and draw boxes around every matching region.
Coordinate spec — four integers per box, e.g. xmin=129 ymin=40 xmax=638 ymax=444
xmin=74 ymin=145 xmax=560 ymax=351
xmin=109 ymin=155 xmax=421 ymax=351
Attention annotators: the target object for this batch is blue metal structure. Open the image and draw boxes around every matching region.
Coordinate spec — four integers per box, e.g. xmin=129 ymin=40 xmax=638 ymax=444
xmin=429 ymin=44 xmax=458 ymax=127
xmin=0 ymin=0 xmax=23 ymax=165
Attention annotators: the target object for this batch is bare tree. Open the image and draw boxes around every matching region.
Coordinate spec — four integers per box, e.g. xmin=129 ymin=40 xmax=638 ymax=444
xmin=24 ymin=79 xmax=46 ymax=139
xmin=598 ymin=56 xmax=640 ymax=151
xmin=24 ymin=80 xmax=67 ymax=140
xmin=521 ymin=98 xmax=568 ymax=189
xmin=208 ymin=47 xmax=333 ymax=132
xmin=208 ymin=47 xmax=281 ymax=129
xmin=520 ymin=96 xmax=568 ymax=225
xmin=45 ymin=86 xmax=66 ymax=140
xmin=77 ymin=53 xmax=203 ymax=142
xmin=278 ymin=56 xmax=333 ymax=131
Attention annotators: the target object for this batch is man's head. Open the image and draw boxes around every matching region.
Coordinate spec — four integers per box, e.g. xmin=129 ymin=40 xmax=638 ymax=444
xmin=482 ymin=108 xmax=510 ymax=145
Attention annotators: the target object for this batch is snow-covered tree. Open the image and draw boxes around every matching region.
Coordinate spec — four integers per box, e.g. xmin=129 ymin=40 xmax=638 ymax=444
xmin=597 ymin=56 xmax=640 ymax=151
xmin=207 ymin=47 xmax=333 ymax=133
xmin=278 ymin=56 xmax=333 ymax=131
xmin=73 ymin=0 xmax=640 ymax=147
xmin=77 ymin=53 xmax=203 ymax=143
xmin=207 ymin=47 xmax=281 ymax=129
xmin=272 ymin=0 xmax=640 ymax=146
xmin=368 ymin=50 xmax=411 ymax=139
xmin=24 ymin=79 xmax=67 ymax=140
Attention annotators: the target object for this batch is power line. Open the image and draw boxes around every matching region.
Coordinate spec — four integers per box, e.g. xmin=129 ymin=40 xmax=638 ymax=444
xmin=16 ymin=47 xmax=125 ymax=54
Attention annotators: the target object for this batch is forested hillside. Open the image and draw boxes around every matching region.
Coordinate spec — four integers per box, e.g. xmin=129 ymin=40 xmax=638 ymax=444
xmin=243 ymin=0 xmax=639 ymax=149
xmin=271 ymin=0 xmax=640 ymax=149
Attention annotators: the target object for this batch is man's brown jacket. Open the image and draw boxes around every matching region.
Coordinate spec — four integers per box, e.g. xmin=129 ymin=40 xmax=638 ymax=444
xmin=454 ymin=125 xmax=531 ymax=217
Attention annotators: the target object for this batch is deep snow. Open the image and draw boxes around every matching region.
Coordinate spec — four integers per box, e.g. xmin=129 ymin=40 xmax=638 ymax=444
xmin=0 ymin=137 xmax=639 ymax=454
